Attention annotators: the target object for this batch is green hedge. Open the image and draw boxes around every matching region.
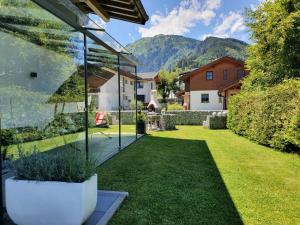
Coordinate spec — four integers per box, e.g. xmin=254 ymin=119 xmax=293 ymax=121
xmin=167 ymin=103 xmax=184 ymax=111
xmin=208 ymin=116 xmax=227 ymax=129
xmin=109 ymin=111 xmax=136 ymax=125
xmin=166 ymin=110 xmax=222 ymax=125
xmin=227 ymin=79 xmax=300 ymax=152
xmin=162 ymin=114 xmax=177 ymax=130
xmin=109 ymin=110 xmax=224 ymax=125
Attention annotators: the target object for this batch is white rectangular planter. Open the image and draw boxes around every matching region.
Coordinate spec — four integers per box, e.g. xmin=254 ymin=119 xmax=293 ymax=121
xmin=6 ymin=174 xmax=97 ymax=225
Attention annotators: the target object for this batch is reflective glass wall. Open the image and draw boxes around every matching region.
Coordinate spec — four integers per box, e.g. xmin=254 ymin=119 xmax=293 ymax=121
xmin=119 ymin=60 xmax=137 ymax=149
xmin=0 ymin=0 xmax=138 ymax=166
xmin=0 ymin=0 xmax=86 ymax=159
xmin=86 ymin=37 xmax=121 ymax=164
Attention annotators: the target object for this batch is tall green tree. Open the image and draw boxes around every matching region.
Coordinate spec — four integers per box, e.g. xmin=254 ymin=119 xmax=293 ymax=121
xmin=243 ymin=0 xmax=300 ymax=90
xmin=157 ymin=70 xmax=181 ymax=104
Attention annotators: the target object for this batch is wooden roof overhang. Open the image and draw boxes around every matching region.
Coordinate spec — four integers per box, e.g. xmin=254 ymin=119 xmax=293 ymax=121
xmin=218 ymin=79 xmax=242 ymax=96
xmin=139 ymin=74 xmax=161 ymax=83
xmin=73 ymin=0 xmax=149 ymax=25
xmin=179 ymin=56 xmax=245 ymax=81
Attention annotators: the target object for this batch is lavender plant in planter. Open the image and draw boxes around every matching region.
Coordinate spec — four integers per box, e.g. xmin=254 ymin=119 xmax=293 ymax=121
xmin=6 ymin=149 xmax=97 ymax=225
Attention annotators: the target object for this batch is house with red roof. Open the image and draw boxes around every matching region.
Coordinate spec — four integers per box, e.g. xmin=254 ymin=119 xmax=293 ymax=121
xmin=179 ymin=56 xmax=248 ymax=110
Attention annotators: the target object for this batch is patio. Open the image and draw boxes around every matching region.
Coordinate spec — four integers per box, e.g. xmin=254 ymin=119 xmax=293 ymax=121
xmin=97 ymin=126 xmax=300 ymax=225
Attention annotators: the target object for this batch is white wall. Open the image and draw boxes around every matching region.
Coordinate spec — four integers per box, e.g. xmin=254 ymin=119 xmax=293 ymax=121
xmin=96 ymin=75 xmax=135 ymax=111
xmin=137 ymin=80 xmax=156 ymax=103
xmin=190 ymin=90 xmax=223 ymax=110
xmin=122 ymin=76 xmax=135 ymax=108
xmin=97 ymin=75 xmax=118 ymax=111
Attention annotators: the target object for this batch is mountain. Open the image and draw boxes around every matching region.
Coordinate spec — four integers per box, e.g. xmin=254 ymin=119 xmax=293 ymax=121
xmin=126 ymin=35 xmax=248 ymax=72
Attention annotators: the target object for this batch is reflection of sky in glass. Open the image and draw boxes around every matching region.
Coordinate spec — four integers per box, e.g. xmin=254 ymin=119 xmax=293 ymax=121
xmin=46 ymin=0 xmax=131 ymax=54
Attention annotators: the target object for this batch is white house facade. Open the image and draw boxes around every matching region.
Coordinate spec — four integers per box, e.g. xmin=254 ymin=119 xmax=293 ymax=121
xmin=190 ymin=90 xmax=223 ymax=110
xmin=136 ymin=72 xmax=159 ymax=104
xmin=91 ymin=71 xmax=137 ymax=111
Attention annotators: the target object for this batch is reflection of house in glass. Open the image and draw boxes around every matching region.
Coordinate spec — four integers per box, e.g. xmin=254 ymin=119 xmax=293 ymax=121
xmin=89 ymin=67 xmax=142 ymax=111
xmin=0 ymin=0 xmax=148 ymax=222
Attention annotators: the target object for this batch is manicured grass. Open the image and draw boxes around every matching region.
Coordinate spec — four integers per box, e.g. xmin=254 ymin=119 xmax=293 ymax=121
xmin=98 ymin=126 xmax=300 ymax=225
xmin=6 ymin=125 xmax=135 ymax=157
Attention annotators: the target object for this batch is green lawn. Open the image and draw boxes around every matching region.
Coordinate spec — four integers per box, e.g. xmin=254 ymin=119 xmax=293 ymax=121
xmin=98 ymin=126 xmax=300 ymax=225
xmin=6 ymin=125 xmax=135 ymax=157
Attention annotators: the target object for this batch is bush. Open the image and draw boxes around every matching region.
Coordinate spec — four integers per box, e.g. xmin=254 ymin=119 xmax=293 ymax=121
xmin=167 ymin=103 xmax=184 ymax=111
xmin=1 ymin=129 xmax=15 ymax=146
xmin=228 ymin=79 xmax=300 ymax=152
xmin=11 ymin=148 xmax=96 ymax=183
xmin=130 ymin=100 xmax=144 ymax=110
xmin=208 ymin=116 xmax=227 ymax=129
xmin=109 ymin=111 xmax=137 ymax=125
xmin=166 ymin=110 xmax=221 ymax=125
xmin=108 ymin=110 xmax=224 ymax=125
xmin=136 ymin=111 xmax=147 ymax=122
xmin=162 ymin=114 xmax=176 ymax=130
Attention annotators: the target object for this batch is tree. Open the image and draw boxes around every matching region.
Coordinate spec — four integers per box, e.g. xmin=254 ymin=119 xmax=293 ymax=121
xmin=243 ymin=0 xmax=300 ymax=90
xmin=157 ymin=70 xmax=181 ymax=105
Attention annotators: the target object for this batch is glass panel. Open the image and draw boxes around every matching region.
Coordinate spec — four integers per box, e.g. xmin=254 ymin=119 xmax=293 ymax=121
xmin=119 ymin=60 xmax=137 ymax=148
xmin=86 ymin=37 xmax=120 ymax=165
xmin=28 ymin=0 xmax=135 ymax=66
xmin=0 ymin=0 xmax=86 ymax=160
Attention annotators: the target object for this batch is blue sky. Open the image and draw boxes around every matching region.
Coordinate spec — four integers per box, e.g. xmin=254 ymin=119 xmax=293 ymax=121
xmin=97 ymin=0 xmax=264 ymax=46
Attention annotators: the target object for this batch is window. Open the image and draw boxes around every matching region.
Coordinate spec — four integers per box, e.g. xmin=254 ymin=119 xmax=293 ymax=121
xmin=137 ymin=81 xmax=143 ymax=89
xmin=206 ymin=71 xmax=213 ymax=80
xmin=237 ymin=69 xmax=245 ymax=79
xmin=223 ymin=70 xmax=228 ymax=80
xmin=130 ymin=81 xmax=133 ymax=85
xmin=151 ymin=82 xmax=153 ymax=89
xmin=137 ymin=95 xmax=145 ymax=102
xmin=125 ymin=79 xmax=128 ymax=84
xmin=201 ymin=94 xmax=209 ymax=103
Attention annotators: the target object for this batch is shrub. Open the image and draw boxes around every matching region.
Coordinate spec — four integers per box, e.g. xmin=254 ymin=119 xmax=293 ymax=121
xmin=1 ymin=129 xmax=15 ymax=146
xmin=137 ymin=111 xmax=147 ymax=122
xmin=108 ymin=110 xmax=223 ymax=125
xmin=167 ymin=103 xmax=184 ymax=111
xmin=228 ymin=79 xmax=300 ymax=152
xmin=162 ymin=114 xmax=176 ymax=130
xmin=11 ymin=148 xmax=96 ymax=183
xmin=166 ymin=110 xmax=220 ymax=125
xmin=130 ymin=100 xmax=144 ymax=110
xmin=208 ymin=116 xmax=227 ymax=129
xmin=109 ymin=111 xmax=137 ymax=125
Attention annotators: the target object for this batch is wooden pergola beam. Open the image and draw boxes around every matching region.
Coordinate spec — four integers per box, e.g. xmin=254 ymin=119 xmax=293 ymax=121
xmin=78 ymin=0 xmax=110 ymax=22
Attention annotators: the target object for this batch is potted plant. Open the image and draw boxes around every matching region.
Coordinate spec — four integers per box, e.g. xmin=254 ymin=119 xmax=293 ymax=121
xmin=6 ymin=149 xmax=97 ymax=225
xmin=136 ymin=111 xmax=146 ymax=134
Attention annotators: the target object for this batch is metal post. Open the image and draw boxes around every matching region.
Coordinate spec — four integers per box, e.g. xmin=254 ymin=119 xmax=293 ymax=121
xmin=84 ymin=33 xmax=89 ymax=161
xmin=135 ymin=66 xmax=138 ymax=140
xmin=118 ymin=56 xmax=121 ymax=150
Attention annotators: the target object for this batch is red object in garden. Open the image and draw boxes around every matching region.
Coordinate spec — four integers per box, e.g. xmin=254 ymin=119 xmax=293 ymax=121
xmin=95 ymin=112 xmax=104 ymax=126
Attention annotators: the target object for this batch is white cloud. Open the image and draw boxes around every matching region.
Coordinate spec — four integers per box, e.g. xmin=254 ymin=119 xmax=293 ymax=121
xmin=138 ymin=0 xmax=221 ymax=37
xmin=201 ymin=11 xmax=246 ymax=40
xmin=89 ymin=14 xmax=107 ymax=29
xmin=214 ymin=11 xmax=246 ymax=36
